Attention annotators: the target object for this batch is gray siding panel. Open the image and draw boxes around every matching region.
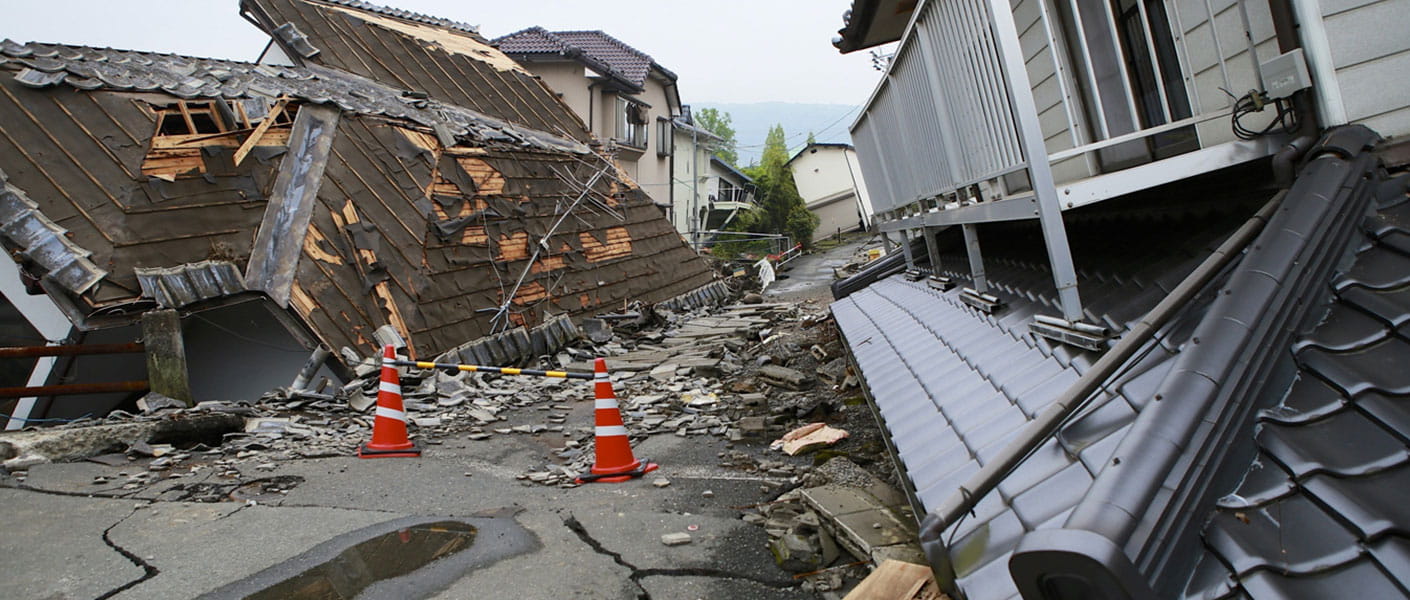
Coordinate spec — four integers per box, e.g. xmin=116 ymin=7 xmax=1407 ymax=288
xmin=1324 ymin=0 xmax=1410 ymax=68
xmin=1336 ymin=49 xmax=1410 ymax=133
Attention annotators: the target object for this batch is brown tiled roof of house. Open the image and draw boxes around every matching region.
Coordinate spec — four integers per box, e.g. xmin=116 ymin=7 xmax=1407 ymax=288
xmin=493 ymin=27 xmax=675 ymax=89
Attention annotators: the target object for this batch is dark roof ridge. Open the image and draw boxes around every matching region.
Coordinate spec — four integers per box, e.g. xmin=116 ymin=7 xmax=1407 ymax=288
xmin=1010 ymin=125 xmax=1386 ymax=598
xmin=0 ymin=40 xmax=588 ymax=155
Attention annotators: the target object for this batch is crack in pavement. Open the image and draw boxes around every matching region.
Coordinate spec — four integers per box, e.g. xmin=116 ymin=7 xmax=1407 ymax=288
xmin=94 ymin=503 xmax=158 ymax=600
xmin=562 ymin=513 xmax=797 ymax=600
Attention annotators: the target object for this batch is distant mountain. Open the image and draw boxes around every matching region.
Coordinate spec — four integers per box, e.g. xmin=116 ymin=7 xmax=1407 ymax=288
xmin=691 ymin=102 xmax=860 ymax=167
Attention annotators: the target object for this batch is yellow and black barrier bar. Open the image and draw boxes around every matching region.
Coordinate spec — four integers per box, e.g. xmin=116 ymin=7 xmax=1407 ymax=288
xmin=388 ymin=359 xmax=594 ymax=380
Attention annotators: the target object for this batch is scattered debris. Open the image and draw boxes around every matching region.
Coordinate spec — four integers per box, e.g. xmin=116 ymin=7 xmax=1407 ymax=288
xmin=773 ymin=423 xmax=850 ymax=455
xmin=843 ymin=560 xmax=947 ymax=600
xmin=661 ymin=532 xmax=693 ymax=546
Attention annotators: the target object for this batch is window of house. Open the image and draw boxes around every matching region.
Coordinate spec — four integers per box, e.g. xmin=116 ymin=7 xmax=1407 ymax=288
xmin=614 ymin=96 xmax=648 ymax=149
xmin=1056 ymin=0 xmax=1197 ymax=170
xmin=657 ymin=119 xmax=673 ymax=157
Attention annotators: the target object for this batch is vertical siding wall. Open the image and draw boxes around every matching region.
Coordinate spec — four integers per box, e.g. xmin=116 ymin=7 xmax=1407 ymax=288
xmin=1322 ymin=0 xmax=1410 ymax=136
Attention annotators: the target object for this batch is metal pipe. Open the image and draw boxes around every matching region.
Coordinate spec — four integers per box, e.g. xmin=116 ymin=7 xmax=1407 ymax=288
xmin=0 ymin=343 xmax=144 ymax=358
xmin=0 ymin=381 xmax=148 ymax=399
xmin=918 ymin=190 xmax=1283 ymax=542
xmin=1068 ymin=0 xmax=1113 ymax=139
xmin=1290 ymin=0 xmax=1347 ymax=126
xmin=290 ymin=346 xmax=331 ymax=391
xmin=1236 ymin=0 xmax=1266 ymax=90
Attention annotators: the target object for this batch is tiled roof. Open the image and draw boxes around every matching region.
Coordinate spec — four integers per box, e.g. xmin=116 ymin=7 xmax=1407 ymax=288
xmin=831 ymin=220 xmax=1221 ymax=597
xmin=0 ymin=40 xmax=585 ymax=154
xmin=832 ymin=128 xmax=1410 ymax=599
xmin=1187 ymin=167 xmax=1410 ymax=598
xmin=309 ymin=0 xmax=479 ymax=35
xmin=493 ymin=27 xmax=672 ymax=89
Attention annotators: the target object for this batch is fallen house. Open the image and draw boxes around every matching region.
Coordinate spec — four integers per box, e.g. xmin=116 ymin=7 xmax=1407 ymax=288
xmin=0 ymin=0 xmax=714 ymax=426
xmin=829 ymin=0 xmax=1410 ymax=598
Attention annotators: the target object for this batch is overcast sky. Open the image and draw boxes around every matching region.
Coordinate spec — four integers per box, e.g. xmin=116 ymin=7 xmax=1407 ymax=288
xmin=0 ymin=0 xmax=884 ymax=106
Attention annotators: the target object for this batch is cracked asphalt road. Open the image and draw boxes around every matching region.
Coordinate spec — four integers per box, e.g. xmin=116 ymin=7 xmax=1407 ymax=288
xmin=1 ymin=404 xmax=815 ymax=599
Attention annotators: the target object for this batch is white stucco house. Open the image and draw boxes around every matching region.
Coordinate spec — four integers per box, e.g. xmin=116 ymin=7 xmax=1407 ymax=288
xmin=494 ymin=28 xmax=717 ymax=239
xmin=787 ymin=142 xmax=874 ymax=242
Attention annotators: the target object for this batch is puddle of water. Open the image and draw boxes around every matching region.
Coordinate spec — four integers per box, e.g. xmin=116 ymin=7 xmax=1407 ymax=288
xmin=242 ymin=521 xmax=476 ymax=600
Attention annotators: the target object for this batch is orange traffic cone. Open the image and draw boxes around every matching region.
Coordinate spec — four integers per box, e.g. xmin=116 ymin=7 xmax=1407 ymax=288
xmin=358 ymin=345 xmax=421 ymax=459
xmin=576 ymin=358 xmax=658 ymax=483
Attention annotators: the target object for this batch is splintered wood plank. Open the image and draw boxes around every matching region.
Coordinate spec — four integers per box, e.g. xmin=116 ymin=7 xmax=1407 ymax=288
xmin=395 ymin=126 xmax=440 ymax=152
xmin=495 ymin=231 xmax=530 ymax=261
xmin=842 ymin=560 xmax=945 ymax=600
xmin=461 ymin=226 xmax=488 ymax=245
xmin=456 ymin=157 xmax=505 ymax=195
xmin=530 ymin=256 xmax=565 ymax=273
xmin=289 ymin=282 xmax=319 ymax=317
xmin=511 ymin=281 xmax=547 ymax=305
xmin=302 ymin=225 xmax=344 ymax=266
xmin=580 ymin=226 xmax=633 ymax=262
xmin=234 ymin=97 xmax=289 ymax=165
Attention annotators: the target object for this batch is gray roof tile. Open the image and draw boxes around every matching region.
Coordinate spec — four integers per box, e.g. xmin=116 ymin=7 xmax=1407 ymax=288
xmin=1257 ymin=410 xmax=1409 ymax=477
xmin=1238 ymin=558 xmax=1409 ymax=599
xmin=1206 ymin=493 xmax=1361 ymax=576
xmin=1303 ymin=465 xmax=1410 ymax=539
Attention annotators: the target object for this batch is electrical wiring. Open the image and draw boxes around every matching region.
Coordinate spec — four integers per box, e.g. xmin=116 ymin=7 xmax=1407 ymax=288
xmin=1225 ymin=88 xmax=1299 ymax=140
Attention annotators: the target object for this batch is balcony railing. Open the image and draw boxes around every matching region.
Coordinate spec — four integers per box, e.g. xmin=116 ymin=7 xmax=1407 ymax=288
xmin=851 ymin=0 xmax=1282 ymax=221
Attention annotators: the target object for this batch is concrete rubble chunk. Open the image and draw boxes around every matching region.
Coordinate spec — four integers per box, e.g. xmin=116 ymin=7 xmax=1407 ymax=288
xmin=758 ymin=365 xmax=811 ymax=390
xmin=770 ymin=532 xmax=821 ymax=572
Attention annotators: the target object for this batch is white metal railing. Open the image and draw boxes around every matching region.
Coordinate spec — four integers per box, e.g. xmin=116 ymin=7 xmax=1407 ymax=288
xmin=852 ymin=0 xmax=1276 ymax=217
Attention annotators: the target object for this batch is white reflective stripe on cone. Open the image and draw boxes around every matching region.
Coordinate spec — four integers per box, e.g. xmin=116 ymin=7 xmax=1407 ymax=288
xmin=595 ymin=425 xmax=628 ymax=437
xmin=594 ymin=399 xmax=619 ymax=410
xmin=379 ymin=381 xmax=401 ymax=394
xmin=376 ymin=406 xmax=407 ymax=422
xmin=594 ymin=372 xmax=609 ymax=380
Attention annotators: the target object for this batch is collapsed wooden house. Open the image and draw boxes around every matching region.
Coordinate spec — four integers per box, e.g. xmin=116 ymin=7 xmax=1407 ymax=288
xmin=0 ymin=0 xmax=715 ymax=424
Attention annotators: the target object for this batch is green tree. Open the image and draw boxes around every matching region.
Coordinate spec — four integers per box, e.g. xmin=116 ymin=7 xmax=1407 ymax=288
xmin=732 ymin=124 xmax=819 ymax=249
xmin=806 ymin=131 xmax=817 ymax=145
xmin=694 ymin=107 xmax=738 ymax=167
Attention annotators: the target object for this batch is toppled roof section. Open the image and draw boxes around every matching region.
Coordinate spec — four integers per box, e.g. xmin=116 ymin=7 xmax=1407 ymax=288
xmin=0 ymin=40 xmax=586 ymax=154
xmin=0 ymin=167 xmax=105 ymax=294
xmin=242 ymin=0 xmax=590 ymax=140
xmin=493 ymin=27 xmax=676 ymax=90
xmin=308 ymin=0 xmax=480 ymax=35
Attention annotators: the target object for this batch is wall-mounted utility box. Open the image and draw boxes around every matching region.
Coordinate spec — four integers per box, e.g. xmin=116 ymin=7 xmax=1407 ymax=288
xmin=1261 ymin=49 xmax=1312 ymax=100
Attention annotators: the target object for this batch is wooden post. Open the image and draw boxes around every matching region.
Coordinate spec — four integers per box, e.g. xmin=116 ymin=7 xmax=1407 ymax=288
xmin=142 ymin=309 xmax=193 ymax=406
